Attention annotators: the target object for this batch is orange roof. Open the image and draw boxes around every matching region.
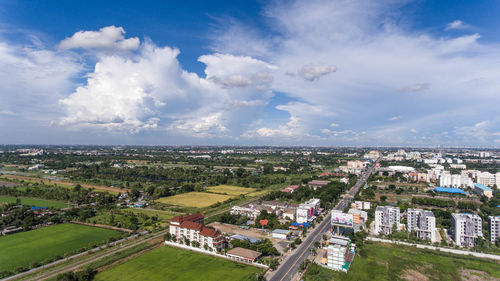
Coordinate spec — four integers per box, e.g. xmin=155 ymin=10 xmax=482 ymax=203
xmin=259 ymin=219 xmax=268 ymax=226
xmin=179 ymin=220 xmax=203 ymax=231
xmin=200 ymin=226 xmax=219 ymax=238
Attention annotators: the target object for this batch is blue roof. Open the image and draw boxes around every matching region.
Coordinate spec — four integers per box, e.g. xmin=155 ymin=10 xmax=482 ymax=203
xmin=433 ymin=187 xmax=467 ymax=195
xmin=31 ymin=206 xmax=40 ymax=210
xmin=291 ymin=222 xmax=310 ymax=227
xmin=474 ymin=183 xmax=492 ymax=192
xmin=272 ymin=229 xmax=291 ymax=234
xmin=230 ymin=234 xmax=261 ymax=244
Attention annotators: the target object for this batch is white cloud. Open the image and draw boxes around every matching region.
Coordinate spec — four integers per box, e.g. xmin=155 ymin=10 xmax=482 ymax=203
xmin=445 ymin=20 xmax=471 ymax=31
xmin=59 ymin=26 xmax=139 ymax=51
xmin=389 ymin=116 xmax=401 ymax=121
xmin=298 ymin=64 xmax=336 ymax=81
xmin=410 ymin=128 xmax=418 ymax=133
xmin=397 ymin=83 xmax=430 ymax=92
xmin=330 ymin=123 xmax=340 ymax=127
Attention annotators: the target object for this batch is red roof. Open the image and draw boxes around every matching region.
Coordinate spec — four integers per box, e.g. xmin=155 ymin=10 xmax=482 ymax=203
xmin=170 ymin=213 xmax=204 ymax=223
xmin=259 ymin=219 xmax=268 ymax=226
xmin=281 ymin=185 xmax=299 ymax=193
xmin=200 ymin=226 xmax=219 ymax=238
xmin=179 ymin=221 xmax=203 ymax=231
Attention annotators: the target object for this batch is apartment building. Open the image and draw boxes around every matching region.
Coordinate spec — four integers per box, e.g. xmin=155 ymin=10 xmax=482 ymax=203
xmin=407 ymin=208 xmax=436 ymax=242
xmin=374 ymin=206 xmax=400 ymax=235
xmin=327 ymin=236 xmax=353 ymax=272
xmin=169 ymin=213 xmax=225 ymax=251
xmin=450 ymin=213 xmax=483 ymax=247
xmin=489 ymin=216 xmax=500 ymax=244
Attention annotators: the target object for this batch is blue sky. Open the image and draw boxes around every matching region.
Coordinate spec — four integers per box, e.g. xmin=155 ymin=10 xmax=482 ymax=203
xmin=1 ymin=0 xmax=500 ymax=146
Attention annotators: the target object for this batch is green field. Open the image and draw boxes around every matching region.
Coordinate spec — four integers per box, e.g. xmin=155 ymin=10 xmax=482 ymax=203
xmin=304 ymin=242 xmax=500 ymax=281
xmin=0 ymin=196 xmax=68 ymax=208
xmin=156 ymin=192 xmax=233 ymax=208
xmin=94 ymin=246 xmax=263 ymax=281
xmin=206 ymin=185 xmax=256 ymax=196
xmin=0 ymin=223 xmax=121 ymax=272
xmin=125 ymin=208 xmax=181 ymax=222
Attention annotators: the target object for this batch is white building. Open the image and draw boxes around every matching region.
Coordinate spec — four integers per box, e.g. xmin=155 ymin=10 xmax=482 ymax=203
xmin=230 ymin=205 xmax=260 ymax=219
xmin=477 ymin=171 xmax=496 ymax=187
xmin=327 ymin=236 xmax=351 ymax=272
xmin=296 ymin=198 xmax=320 ymax=223
xmin=374 ymin=206 xmax=400 ymax=235
xmin=407 ymin=209 xmax=436 ymax=242
xmin=439 ymin=172 xmax=473 ymax=188
xmin=351 ymin=201 xmax=371 ymax=210
xmin=489 ymin=216 xmax=500 ymax=244
xmin=169 ymin=213 xmax=225 ymax=251
xmin=450 ymin=213 xmax=483 ymax=247
xmin=271 ymin=229 xmax=291 ymax=240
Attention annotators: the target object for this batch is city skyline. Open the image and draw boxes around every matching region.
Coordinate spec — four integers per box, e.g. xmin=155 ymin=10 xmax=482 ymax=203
xmin=1 ymin=0 xmax=500 ymax=146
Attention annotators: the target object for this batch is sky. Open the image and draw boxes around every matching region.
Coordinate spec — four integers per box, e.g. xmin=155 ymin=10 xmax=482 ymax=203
xmin=1 ymin=0 xmax=500 ymax=147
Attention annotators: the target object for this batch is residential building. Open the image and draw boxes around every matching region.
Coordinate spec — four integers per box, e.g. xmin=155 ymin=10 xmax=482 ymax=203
xmin=489 ymin=216 xmax=500 ymax=244
xmin=230 ymin=205 xmax=261 ymax=219
xmin=407 ymin=209 xmax=436 ymax=242
xmin=351 ymin=201 xmax=371 ymax=210
xmin=280 ymin=185 xmax=300 ymax=193
xmin=374 ymin=206 xmax=400 ymax=235
xmin=327 ymin=236 xmax=354 ymax=272
xmin=477 ymin=172 xmax=496 ymax=187
xmin=474 ymin=183 xmax=493 ymax=198
xmin=450 ymin=213 xmax=482 ymax=247
xmin=169 ymin=213 xmax=225 ymax=251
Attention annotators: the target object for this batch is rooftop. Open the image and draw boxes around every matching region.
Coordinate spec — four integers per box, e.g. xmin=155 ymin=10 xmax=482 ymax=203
xmin=433 ymin=187 xmax=467 ymax=195
xmin=474 ymin=183 xmax=492 ymax=192
xmin=226 ymin=247 xmax=262 ymax=260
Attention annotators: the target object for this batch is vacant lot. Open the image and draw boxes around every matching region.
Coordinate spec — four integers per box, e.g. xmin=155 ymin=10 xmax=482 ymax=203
xmin=206 ymin=185 xmax=256 ymax=196
xmin=0 ymin=223 xmax=121 ymax=272
xmin=0 ymin=174 xmax=127 ymax=193
xmin=156 ymin=192 xmax=233 ymax=208
xmin=94 ymin=246 xmax=263 ymax=281
xmin=0 ymin=196 xmax=68 ymax=208
xmin=304 ymin=242 xmax=500 ymax=281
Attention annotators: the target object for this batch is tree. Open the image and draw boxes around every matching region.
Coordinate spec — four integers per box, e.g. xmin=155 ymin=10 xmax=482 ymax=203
xmin=381 ymin=195 xmax=387 ymax=202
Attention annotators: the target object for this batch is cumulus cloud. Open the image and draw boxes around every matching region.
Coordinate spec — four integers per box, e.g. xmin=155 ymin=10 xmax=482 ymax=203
xmin=298 ymin=64 xmax=336 ymax=81
xmin=59 ymin=26 xmax=140 ymax=51
xmin=445 ymin=20 xmax=471 ymax=31
xmin=389 ymin=116 xmax=401 ymax=121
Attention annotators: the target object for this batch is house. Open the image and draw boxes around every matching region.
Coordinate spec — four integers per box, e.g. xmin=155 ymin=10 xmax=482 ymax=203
xmin=169 ymin=213 xmax=225 ymax=251
xmin=272 ymin=229 xmax=291 ymax=240
xmin=281 ymin=185 xmax=300 ymax=193
xmin=307 ymin=180 xmax=331 ymax=190
xmin=226 ymin=247 xmax=262 ymax=263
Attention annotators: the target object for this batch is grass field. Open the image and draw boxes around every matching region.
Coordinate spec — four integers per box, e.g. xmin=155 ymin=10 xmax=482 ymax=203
xmin=125 ymin=208 xmax=181 ymax=222
xmin=0 ymin=223 xmax=121 ymax=272
xmin=156 ymin=192 xmax=233 ymax=208
xmin=94 ymin=246 xmax=263 ymax=281
xmin=206 ymin=185 xmax=256 ymax=196
xmin=304 ymin=242 xmax=500 ymax=281
xmin=0 ymin=196 xmax=68 ymax=208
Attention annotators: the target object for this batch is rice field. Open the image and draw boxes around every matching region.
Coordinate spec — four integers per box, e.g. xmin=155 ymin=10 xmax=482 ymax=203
xmin=156 ymin=192 xmax=233 ymax=208
xmin=206 ymin=185 xmax=256 ymax=196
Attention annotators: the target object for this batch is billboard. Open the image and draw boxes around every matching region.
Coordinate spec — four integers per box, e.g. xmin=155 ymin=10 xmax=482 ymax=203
xmin=331 ymin=211 xmax=354 ymax=227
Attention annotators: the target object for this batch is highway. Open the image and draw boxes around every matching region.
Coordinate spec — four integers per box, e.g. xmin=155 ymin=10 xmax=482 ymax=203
xmin=268 ymin=160 xmax=378 ymax=281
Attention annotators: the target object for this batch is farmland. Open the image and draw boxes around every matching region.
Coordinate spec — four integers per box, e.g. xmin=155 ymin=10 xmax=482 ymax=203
xmin=125 ymin=208 xmax=181 ymax=222
xmin=0 ymin=196 xmax=68 ymax=208
xmin=206 ymin=185 xmax=256 ymax=196
xmin=94 ymin=246 xmax=263 ymax=281
xmin=304 ymin=242 xmax=500 ymax=281
xmin=156 ymin=192 xmax=233 ymax=208
xmin=0 ymin=223 xmax=121 ymax=273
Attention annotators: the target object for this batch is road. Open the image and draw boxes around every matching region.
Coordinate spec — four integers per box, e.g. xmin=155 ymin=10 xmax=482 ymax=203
xmin=268 ymin=160 xmax=378 ymax=281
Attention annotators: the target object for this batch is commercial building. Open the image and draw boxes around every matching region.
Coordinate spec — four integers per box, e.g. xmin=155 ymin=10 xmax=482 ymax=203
xmin=474 ymin=183 xmax=493 ymax=198
xmin=374 ymin=206 xmax=400 ymax=235
xmin=327 ymin=236 xmax=354 ymax=272
xmin=296 ymin=198 xmax=321 ymax=223
xmin=450 ymin=213 xmax=483 ymax=247
xmin=271 ymin=229 xmax=291 ymax=240
xmin=433 ymin=186 xmax=467 ymax=195
xmin=489 ymin=216 xmax=500 ymax=244
xmin=226 ymin=247 xmax=262 ymax=263
xmin=169 ymin=213 xmax=225 ymax=251
xmin=407 ymin=209 xmax=436 ymax=242
xmin=348 ymin=209 xmax=368 ymax=224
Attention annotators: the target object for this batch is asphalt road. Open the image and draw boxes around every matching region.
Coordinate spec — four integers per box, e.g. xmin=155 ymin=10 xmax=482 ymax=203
xmin=268 ymin=160 xmax=378 ymax=281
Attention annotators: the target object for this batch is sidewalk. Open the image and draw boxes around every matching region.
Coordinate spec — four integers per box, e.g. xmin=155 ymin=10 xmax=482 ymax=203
xmin=367 ymin=236 xmax=500 ymax=261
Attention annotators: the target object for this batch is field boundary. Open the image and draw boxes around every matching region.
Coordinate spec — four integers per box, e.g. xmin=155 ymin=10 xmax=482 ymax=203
xmin=70 ymin=221 xmax=133 ymax=233
xmin=164 ymin=241 xmax=269 ymax=269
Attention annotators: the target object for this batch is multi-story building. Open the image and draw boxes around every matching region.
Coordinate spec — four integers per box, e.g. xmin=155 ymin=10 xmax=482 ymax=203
xmin=327 ymin=236 xmax=353 ymax=272
xmin=477 ymin=172 xmax=496 ymax=187
xmin=348 ymin=209 xmax=368 ymax=224
xmin=374 ymin=206 xmax=400 ymax=235
xmin=351 ymin=201 xmax=371 ymax=210
xmin=230 ymin=205 xmax=261 ymax=219
xmin=296 ymin=198 xmax=321 ymax=223
xmin=407 ymin=209 xmax=436 ymax=242
xmin=474 ymin=183 xmax=493 ymax=198
xmin=169 ymin=213 xmax=225 ymax=251
xmin=489 ymin=216 xmax=500 ymax=244
xmin=450 ymin=213 xmax=483 ymax=247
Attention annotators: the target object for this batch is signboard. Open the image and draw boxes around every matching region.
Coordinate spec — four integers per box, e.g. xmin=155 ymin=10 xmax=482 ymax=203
xmin=331 ymin=212 xmax=354 ymax=227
